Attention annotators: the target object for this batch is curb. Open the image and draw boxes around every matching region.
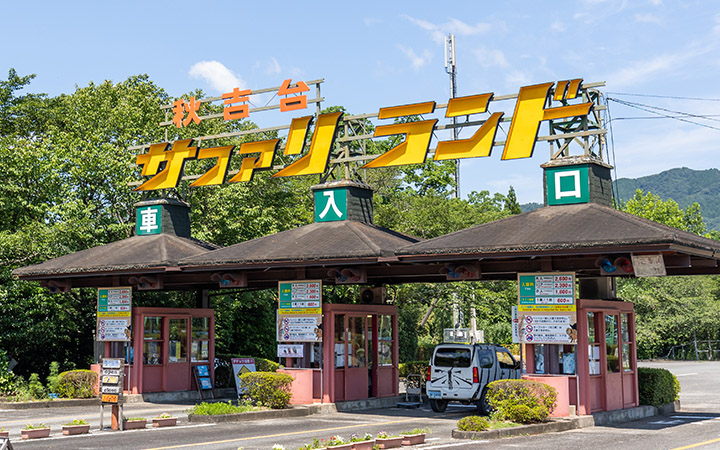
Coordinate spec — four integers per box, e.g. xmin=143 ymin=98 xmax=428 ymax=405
xmin=0 ymin=398 xmax=99 ymax=409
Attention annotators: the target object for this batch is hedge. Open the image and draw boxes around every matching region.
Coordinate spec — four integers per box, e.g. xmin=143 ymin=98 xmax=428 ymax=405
xmin=399 ymin=361 xmax=429 ymax=378
xmin=457 ymin=415 xmax=490 ymax=431
xmin=58 ymin=370 xmax=98 ymax=398
xmin=239 ymin=372 xmax=293 ymax=409
xmin=638 ymin=367 xmax=680 ymax=408
xmin=487 ymin=379 xmax=557 ymax=424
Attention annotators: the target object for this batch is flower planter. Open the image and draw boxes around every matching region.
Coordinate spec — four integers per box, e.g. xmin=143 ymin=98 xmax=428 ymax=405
xmin=0 ymin=431 xmax=9 ymax=438
xmin=153 ymin=417 xmax=178 ymax=427
xmin=21 ymin=427 xmax=51 ymax=439
xmin=351 ymin=440 xmax=375 ymax=450
xmin=376 ymin=437 xmax=404 ymax=449
xmin=122 ymin=419 xmax=147 ymax=430
xmin=62 ymin=424 xmax=90 ymax=435
xmin=401 ymin=433 xmax=425 ymax=446
xmin=327 ymin=444 xmax=353 ymax=450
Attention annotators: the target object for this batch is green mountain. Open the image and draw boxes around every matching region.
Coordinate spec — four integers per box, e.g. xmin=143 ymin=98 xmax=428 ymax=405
xmin=615 ymin=167 xmax=720 ymax=232
xmin=520 ymin=168 xmax=720 ymax=231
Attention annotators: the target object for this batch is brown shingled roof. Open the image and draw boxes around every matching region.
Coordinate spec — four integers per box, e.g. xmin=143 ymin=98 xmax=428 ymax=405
xmin=397 ymin=202 xmax=720 ymax=258
xmin=13 ymin=234 xmax=219 ymax=278
xmin=180 ymin=220 xmax=421 ymax=267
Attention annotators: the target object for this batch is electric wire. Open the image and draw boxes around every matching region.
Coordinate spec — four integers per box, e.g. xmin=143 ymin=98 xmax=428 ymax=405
xmin=607 ymin=97 xmax=720 ymax=131
xmin=606 ymin=92 xmax=720 ymax=102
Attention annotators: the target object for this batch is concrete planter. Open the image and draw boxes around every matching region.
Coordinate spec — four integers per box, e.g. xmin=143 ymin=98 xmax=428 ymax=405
xmin=401 ymin=433 xmax=425 ymax=446
xmin=327 ymin=443 xmax=353 ymax=450
xmin=21 ymin=427 xmax=51 ymax=439
xmin=0 ymin=431 xmax=9 ymax=438
xmin=351 ymin=439 xmax=375 ymax=450
xmin=122 ymin=419 xmax=147 ymax=430
xmin=62 ymin=424 xmax=90 ymax=435
xmin=153 ymin=417 xmax=177 ymax=427
xmin=376 ymin=437 xmax=403 ymax=448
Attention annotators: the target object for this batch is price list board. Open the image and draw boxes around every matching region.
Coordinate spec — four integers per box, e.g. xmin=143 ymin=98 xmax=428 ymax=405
xmin=518 ymin=273 xmax=575 ymax=312
xmin=99 ymin=358 xmax=124 ymax=405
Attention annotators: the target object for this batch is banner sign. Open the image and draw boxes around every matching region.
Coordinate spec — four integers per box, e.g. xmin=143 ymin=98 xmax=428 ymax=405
xmin=96 ymin=287 xmax=132 ymax=342
xmin=133 ymin=78 xmax=600 ymax=191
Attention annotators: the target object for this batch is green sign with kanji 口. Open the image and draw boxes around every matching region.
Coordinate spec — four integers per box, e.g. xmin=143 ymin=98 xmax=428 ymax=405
xmin=136 ymin=205 xmax=162 ymax=235
xmin=545 ymin=165 xmax=589 ymax=206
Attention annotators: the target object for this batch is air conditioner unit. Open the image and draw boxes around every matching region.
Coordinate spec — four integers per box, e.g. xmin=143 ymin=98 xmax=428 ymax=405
xmin=360 ymin=287 xmax=386 ymax=304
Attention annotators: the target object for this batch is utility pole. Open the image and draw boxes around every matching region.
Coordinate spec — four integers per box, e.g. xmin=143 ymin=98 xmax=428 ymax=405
xmin=444 ymin=33 xmax=459 ymax=198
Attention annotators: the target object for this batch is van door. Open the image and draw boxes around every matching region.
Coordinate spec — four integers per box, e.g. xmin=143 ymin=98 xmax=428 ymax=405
xmin=495 ymin=348 xmax=521 ymax=380
xmin=428 ymin=346 xmax=475 ymax=400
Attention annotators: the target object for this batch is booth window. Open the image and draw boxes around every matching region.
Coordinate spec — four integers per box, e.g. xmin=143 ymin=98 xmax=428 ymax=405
xmin=605 ymin=314 xmax=620 ymax=373
xmin=334 ymin=314 xmax=345 ymax=368
xmin=191 ymin=317 xmax=210 ymax=362
xmin=348 ymin=317 xmax=366 ymax=368
xmin=378 ymin=315 xmax=393 ymax=367
xmin=143 ymin=317 xmax=163 ymax=365
xmin=588 ymin=312 xmax=601 ymax=375
xmin=169 ymin=318 xmax=187 ymax=363
xmin=533 ymin=344 xmax=575 ymax=375
xmin=621 ymin=313 xmax=633 ymax=372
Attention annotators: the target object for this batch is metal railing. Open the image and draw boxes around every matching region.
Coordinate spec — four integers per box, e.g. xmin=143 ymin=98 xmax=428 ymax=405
xmin=664 ymin=340 xmax=720 ymax=360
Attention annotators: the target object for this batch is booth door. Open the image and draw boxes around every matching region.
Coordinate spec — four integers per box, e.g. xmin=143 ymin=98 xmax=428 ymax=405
xmin=165 ymin=316 xmax=191 ymax=391
xmin=604 ymin=313 xmax=623 ymax=411
xmin=345 ymin=315 xmax=369 ymax=401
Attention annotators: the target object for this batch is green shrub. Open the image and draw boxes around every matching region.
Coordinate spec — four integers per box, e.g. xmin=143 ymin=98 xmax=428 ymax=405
xmin=187 ymin=400 xmax=257 ymax=415
xmin=399 ymin=361 xmax=429 ymax=378
xmin=0 ymin=350 xmax=19 ymax=394
xmin=46 ymin=362 xmax=61 ymax=394
xmin=638 ymin=367 xmax=680 ymax=408
xmin=239 ymin=372 xmax=293 ymax=409
xmin=254 ymin=358 xmax=279 ymax=373
xmin=57 ymin=370 xmax=97 ymax=398
xmin=487 ymin=379 xmax=557 ymax=424
xmin=27 ymin=373 xmax=45 ymax=399
xmin=457 ymin=415 xmax=490 ymax=432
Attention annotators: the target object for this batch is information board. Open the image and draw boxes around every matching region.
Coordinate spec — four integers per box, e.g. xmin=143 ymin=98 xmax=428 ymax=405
xmin=277 ymin=315 xmax=322 ymax=342
xmin=278 ymin=280 xmax=322 ymax=314
xmin=518 ymin=273 xmax=575 ymax=312
xmin=96 ymin=287 xmax=132 ymax=342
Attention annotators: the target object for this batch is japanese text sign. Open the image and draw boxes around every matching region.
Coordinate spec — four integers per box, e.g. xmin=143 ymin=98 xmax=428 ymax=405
xmin=97 ymin=287 xmax=132 ymax=342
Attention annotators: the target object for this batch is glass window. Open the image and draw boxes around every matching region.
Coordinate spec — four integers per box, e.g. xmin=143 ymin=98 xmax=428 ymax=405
xmin=348 ymin=317 xmax=366 ymax=368
xmin=169 ymin=318 xmax=187 ymax=363
xmin=378 ymin=315 xmax=393 ymax=367
xmin=606 ymin=315 xmax=620 ymax=373
xmin=144 ymin=317 xmax=162 ymax=340
xmin=534 ymin=344 xmax=545 ymax=374
xmin=496 ymin=350 xmax=518 ymax=370
xmin=621 ymin=313 xmax=633 ymax=372
xmin=143 ymin=317 xmax=162 ymax=365
xmin=334 ymin=314 xmax=345 ymax=368
xmin=143 ymin=341 xmax=162 ymax=365
xmin=478 ymin=349 xmax=494 ymax=368
xmin=588 ymin=312 xmax=601 ymax=375
xmin=434 ymin=348 xmax=471 ymax=368
xmin=191 ymin=317 xmax=210 ymax=362
xmin=621 ymin=313 xmax=630 ymax=343
xmin=560 ymin=345 xmax=576 ymax=375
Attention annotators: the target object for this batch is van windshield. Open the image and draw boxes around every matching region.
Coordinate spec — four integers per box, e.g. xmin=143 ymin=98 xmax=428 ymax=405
xmin=434 ymin=347 xmax=471 ymax=368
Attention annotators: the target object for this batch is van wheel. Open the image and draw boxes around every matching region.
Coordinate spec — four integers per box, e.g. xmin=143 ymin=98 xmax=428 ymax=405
xmin=429 ymin=399 xmax=448 ymax=412
xmin=477 ymin=389 xmax=491 ymax=415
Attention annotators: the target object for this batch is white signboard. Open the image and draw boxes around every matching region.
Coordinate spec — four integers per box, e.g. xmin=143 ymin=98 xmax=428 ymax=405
xmin=231 ymin=358 xmax=256 ymax=397
xmin=631 ymin=253 xmax=667 ymax=277
xmin=278 ymin=344 xmax=305 ymax=358
xmin=521 ymin=314 xmax=576 ymax=344
xmin=512 ymin=306 xmax=520 ymax=343
xmin=277 ymin=315 xmax=322 ymax=342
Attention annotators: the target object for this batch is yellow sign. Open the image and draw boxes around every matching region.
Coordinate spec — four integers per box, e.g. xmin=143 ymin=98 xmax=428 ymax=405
xmin=135 ymin=79 xmax=593 ymax=191
xmin=101 ymin=394 xmax=118 ymax=403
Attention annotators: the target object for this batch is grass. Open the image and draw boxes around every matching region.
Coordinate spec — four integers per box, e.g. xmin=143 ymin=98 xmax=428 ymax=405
xmin=186 ymin=400 xmax=264 ymax=416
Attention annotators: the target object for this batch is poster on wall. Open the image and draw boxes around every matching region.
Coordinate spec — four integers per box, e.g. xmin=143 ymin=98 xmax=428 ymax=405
xmin=96 ymin=287 xmax=132 ymax=342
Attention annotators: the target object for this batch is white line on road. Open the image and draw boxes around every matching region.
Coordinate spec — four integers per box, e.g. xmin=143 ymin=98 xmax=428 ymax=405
xmin=675 ymin=373 xmax=699 ymax=377
xmin=672 ymin=416 xmax=719 ymax=420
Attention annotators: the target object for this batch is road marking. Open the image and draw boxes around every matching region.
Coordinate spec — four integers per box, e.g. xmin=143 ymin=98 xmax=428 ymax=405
xmin=649 ymin=420 xmax=685 ymax=425
xmin=675 ymin=373 xmax=699 ymax=377
xmin=670 ymin=437 xmax=720 ymax=449
xmin=142 ymin=415 xmax=451 ymax=450
xmin=672 ymin=416 xmax=719 ymax=420
xmin=417 ymin=442 xmax=488 ymax=448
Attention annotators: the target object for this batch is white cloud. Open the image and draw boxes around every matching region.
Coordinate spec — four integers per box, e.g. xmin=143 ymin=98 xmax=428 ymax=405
xmin=473 ymin=47 xmax=509 ymax=68
xmin=635 ymin=13 xmax=662 ymax=24
xmin=363 ymin=17 xmax=382 ymax=26
xmin=649 ymin=0 xmax=662 ymax=5
xmin=605 ymin=53 xmax=681 ymax=88
xmin=402 ymin=15 xmax=494 ymax=44
xmin=505 ymin=70 xmax=532 ymax=87
xmin=551 ymin=21 xmax=566 ymax=32
xmin=188 ymin=61 xmax=246 ymax=93
xmin=266 ymin=57 xmax=282 ymax=75
xmin=397 ymin=45 xmax=432 ymax=70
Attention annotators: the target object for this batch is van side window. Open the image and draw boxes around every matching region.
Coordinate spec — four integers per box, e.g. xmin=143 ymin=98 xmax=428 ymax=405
xmin=434 ymin=348 xmax=471 ymax=368
xmin=478 ymin=349 xmax=494 ymax=368
xmin=496 ymin=350 xmax=516 ymax=369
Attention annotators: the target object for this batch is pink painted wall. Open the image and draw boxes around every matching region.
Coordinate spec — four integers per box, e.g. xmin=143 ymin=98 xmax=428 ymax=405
xmin=523 ymin=375 xmax=572 ymax=417
xmin=278 ymin=368 xmax=315 ymax=405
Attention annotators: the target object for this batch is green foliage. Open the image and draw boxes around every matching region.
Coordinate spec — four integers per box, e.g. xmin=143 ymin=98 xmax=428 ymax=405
xmin=27 ymin=373 xmax=45 ymax=399
xmin=398 ymin=361 xmax=429 ymax=378
xmin=239 ymin=372 xmax=293 ymax=409
xmin=23 ymin=423 xmax=47 ymax=430
xmin=457 ymin=415 xmax=491 ymax=432
xmin=254 ymin=357 xmax=280 ymax=373
xmin=0 ymin=349 xmax=19 ymax=394
xmin=638 ymin=367 xmax=680 ymax=407
xmin=46 ymin=361 xmax=61 ymax=394
xmin=57 ymin=370 xmax=97 ymax=398
xmin=401 ymin=428 xmax=429 ymax=435
xmin=187 ymin=400 xmax=258 ymax=415
xmin=623 ymin=189 xmax=706 ymax=234
xmin=63 ymin=419 xmax=88 ymax=426
xmin=487 ymin=380 xmax=557 ymax=424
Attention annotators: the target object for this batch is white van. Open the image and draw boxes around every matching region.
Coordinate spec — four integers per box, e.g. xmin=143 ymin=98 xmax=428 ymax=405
xmin=425 ymin=343 xmax=520 ymax=414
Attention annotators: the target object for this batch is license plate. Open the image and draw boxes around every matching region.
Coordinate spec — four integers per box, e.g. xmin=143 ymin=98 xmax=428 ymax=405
xmin=428 ymin=390 xmax=442 ymax=399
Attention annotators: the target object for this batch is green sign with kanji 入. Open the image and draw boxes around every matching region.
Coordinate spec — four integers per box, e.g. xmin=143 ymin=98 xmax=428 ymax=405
xmin=314 ymin=188 xmax=347 ymax=222
xmin=136 ymin=205 xmax=162 ymax=235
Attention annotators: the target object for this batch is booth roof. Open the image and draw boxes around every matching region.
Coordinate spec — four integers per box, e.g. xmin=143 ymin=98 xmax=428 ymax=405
xmin=397 ymin=202 xmax=720 ymax=259
xmin=179 ymin=220 xmax=421 ymax=267
xmin=13 ymin=234 xmax=220 ymax=277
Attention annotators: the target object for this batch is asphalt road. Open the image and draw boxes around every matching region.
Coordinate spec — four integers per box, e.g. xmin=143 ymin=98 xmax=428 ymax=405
xmin=2 ymin=360 xmax=720 ymax=450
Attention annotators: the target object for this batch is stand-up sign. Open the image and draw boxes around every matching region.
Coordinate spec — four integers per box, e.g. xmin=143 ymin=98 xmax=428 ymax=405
xmin=100 ymin=358 xmax=124 ymax=404
xmin=97 ymin=287 xmax=132 ymax=342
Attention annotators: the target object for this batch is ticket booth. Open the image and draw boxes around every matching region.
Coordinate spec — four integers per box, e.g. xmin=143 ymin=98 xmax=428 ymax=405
xmin=524 ymin=298 xmax=638 ymax=416
xmin=280 ymin=303 xmax=399 ymax=404
xmin=111 ymin=307 xmax=215 ymax=394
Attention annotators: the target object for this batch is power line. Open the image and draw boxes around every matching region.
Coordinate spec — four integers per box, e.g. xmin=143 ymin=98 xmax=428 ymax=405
xmin=606 ymin=92 xmax=720 ymax=102
xmin=607 ymin=97 xmax=720 ymax=131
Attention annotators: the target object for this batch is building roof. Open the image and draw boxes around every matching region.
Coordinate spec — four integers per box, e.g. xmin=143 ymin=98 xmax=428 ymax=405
xmin=13 ymin=234 xmax=220 ymax=278
xmin=180 ymin=220 xmax=421 ymax=268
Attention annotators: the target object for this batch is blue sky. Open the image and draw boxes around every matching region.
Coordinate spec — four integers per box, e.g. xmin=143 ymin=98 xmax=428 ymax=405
xmin=3 ymin=0 xmax=719 ymax=204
